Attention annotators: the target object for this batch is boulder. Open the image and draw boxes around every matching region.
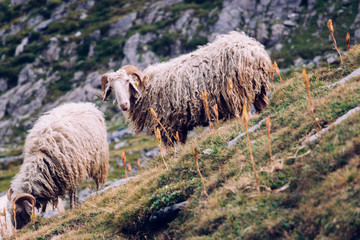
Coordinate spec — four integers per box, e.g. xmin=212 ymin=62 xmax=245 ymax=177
xmin=108 ymin=12 xmax=137 ymax=37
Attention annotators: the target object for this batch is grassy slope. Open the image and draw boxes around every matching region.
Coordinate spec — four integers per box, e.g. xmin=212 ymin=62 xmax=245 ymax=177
xmin=14 ymin=45 xmax=360 ymax=239
xmin=13 ymin=46 xmax=360 ymax=239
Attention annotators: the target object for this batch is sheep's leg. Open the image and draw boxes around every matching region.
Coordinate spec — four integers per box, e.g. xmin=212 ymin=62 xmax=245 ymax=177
xmin=69 ymin=190 xmax=76 ymax=209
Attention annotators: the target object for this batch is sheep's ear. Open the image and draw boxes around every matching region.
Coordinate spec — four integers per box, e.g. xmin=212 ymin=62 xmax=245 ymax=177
xmin=7 ymin=188 xmax=13 ymax=200
xmin=129 ymin=78 xmax=140 ymax=98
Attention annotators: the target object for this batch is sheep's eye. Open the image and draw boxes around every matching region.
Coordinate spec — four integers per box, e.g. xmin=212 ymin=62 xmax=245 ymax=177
xmin=125 ymin=79 xmax=129 ymax=83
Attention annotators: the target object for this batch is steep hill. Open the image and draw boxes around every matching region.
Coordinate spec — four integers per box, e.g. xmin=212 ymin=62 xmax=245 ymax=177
xmin=14 ymin=45 xmax=360 ymax=239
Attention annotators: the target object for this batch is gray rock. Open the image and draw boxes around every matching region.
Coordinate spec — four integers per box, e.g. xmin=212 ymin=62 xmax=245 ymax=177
xmin=108 ymin=12 xmax=137 ymax=37
xmin=313 ymin=56 xmax=321 ymax=64
xmin=326 ymin=53 xmax=338 ymax=64
xmin=88 ymin=41 xmax=96 ymax=58
xmin=51 ymin=3 xmax=68 ymax=21
xmin=149 ymin=201 xmax=188 ymax=224
xmin=42 ymin=210 xmax=61 ymax=219
xmin=8 ymin=80 xmax=47 ymax=119
xmin=256 ymin=22 xmax=268 ymax=43
xmin=10 ymin=0 xmax=28 ymax=5
xmin=121 ymin=33 xmax=159 ymax=69
xmin=142 ymin=148 xmax=160 ymax=159
xmin=284 ymin=20 xmax=296 ymax=27
xmin=270 ymin=24 xmax=285 ymax=45
xmin=0 ymin=154 xmax=23 ymax=164
xmin=72 ymin=71 xmax=84 ymax=82
xmin=293 ymin=57 xmax=304 ymax=66
xmin=89 ymin=30 xmax=101 ymax=40
xmin=63 ymin=42 xmax=78 ymax=57
xmin=108 ymin=128 xmax=134 ymax=143
xmin=34 ymin=19 xmax=53 ymax=31
xmin=78 ymin=187 xmax=92 ymax=201
xmin=18 ymin=64 xmax=36 ymax=85
xmin=94 ymin=178 xmax=133 ymax=195
xmin=27 ymin=15 xmax=43 ymax=28
xmin=84 ymin=71 xmax=101 ymax=88
xmin=141 ymin=0 xmax=182 ymax=25
xmin=213 ymin=0 xmax=243 ymax=35
xmin=202 ymin=148 xmax=214 ymax=155
xmin=114 ymin=141 xmax=129 ymax=150
xmin=0 ymin=78 xmax=7 ymax=93
xmin=44 ymin=38 xmax=60 ymax=62
xmin=75 ymin=0 xmax=95 ymax=11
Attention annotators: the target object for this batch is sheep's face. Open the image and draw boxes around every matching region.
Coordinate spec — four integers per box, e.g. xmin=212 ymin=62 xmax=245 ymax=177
xmin=99 ymin=65 xmax=144 ymax=112
xmin=103 ymin=69 xmax=140 ymax=111
xmin=7 ymin=188 xmax=35 ymax=229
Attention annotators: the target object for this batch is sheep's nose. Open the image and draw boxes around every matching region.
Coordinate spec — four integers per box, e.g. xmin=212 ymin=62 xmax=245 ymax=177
xmin=120 ymin=103 xmax=129 ymax=111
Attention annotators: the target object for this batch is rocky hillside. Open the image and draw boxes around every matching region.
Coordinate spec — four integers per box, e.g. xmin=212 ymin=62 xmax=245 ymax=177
xmin=0 ymin=0 xmax=359 ymax=147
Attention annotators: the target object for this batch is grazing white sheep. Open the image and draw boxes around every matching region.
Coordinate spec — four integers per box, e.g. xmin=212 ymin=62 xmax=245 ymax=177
xmin=98 ymin=31 xmax=271 ymax=146
xmin=7 ymin=102 xmax=109 ymax=229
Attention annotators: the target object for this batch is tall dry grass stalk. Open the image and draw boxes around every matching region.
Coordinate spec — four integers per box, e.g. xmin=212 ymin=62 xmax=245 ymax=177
xmin=202 ymin=90 xmax=213 ymax=129
xmin=150 ymin=107 xmax=174 ymax=146
xmin=302 ymin=68 xmax=322 ymax=138
xmin=211 ymin=104 xmax=219 ymax=128
xmin=11 ymin=201 xmax=16 ymax=238
xmin=242 ymin=106 xmax=260 ymax=193
xmin=127 ymin=163 xmax=132 ymax=177
xmin=121 ymin=150 xmax=128 ymax=182
xmin=327 ymin=19 xmax=343 ymax=65
xmin=155 ymin=127 xmax=168 ymax=169
xmin=137 ymin=160 xmax=141 ymax=170
xmin=3 ymin=208 xmax=6 ymax=230
xmin=88 ymin=185 xmax=96 ymax=201
xmin=346 ymin=32 xmax=350 ymax=52
xmin=273 ymin=61 xmax=283 ymax=83
xmin=266 ymin=117 xmax=273 ymax=166
xmin=30 ymin=199 xmax=36 ymax=230
xmin=193 ymin=146 xmax=208 ymax=197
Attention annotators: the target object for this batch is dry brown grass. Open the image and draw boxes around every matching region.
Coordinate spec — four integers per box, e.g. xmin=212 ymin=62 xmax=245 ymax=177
xmin=150 ymin=107 xmax=174 ymax=146
xmin=193 ymin=146 xmax=208 ymax=197
xmin=12 ymin=200 xmax=16 ymax=238
xmin=127 ymin=163 xmax=132 ymax=177
xmin=202 ymin=90 xmax=213 ymax=130
xmin=273 ymin=61 xmax=283 ymax=83
xmin=212 ymin=104 xmax=219 ymax=128
xmin=155 ymin=127 xmax=168 ymax=169
xmin=302 ymin=68 xmax=322 ymax=139
xmin=121 ymin=150 xmax=128 ymax=182
xmin=31 ymin=199 xmax=36 ymax=230
xmin=137 ymin=160 xmax=141 ymax=171
xmin=242 ymin=106 xmax=260 ymax=193
xmin=327 ymin=19 xmax=343 ymax=65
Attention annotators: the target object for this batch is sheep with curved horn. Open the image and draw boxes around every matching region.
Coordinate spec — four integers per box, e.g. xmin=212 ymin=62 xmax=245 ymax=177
xmin=98 ymin=31 xmax=271 ymax=146
xmin=7 ymin=102 xmax=109 ymax=229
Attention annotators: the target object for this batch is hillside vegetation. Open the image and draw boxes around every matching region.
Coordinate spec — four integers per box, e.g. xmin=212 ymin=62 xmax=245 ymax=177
xmin=13 ymin=45 xmax=360 ymax=239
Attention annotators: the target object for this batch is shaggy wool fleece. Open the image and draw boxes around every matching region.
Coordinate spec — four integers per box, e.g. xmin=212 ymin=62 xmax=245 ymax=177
xmin=9 ymin=102 xmax=109 ymax=208
xmin=128 ymin=31 xmax=271 ymax=145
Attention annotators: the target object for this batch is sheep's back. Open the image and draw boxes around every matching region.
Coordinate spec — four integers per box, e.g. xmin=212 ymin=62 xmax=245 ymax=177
xmin=132 ymin=31 xmax=271 ymax=140
xmin=22 ymin=102 xmax=109 ymax=197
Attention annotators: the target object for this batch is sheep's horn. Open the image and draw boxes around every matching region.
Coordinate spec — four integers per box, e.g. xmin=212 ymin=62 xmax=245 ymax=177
xmin=121 ymin=65 xmax=145 ymax=86
xmin=99 ymin=73 xmax=111 ymax=102
xmin=13 ymin=193 xmax=36 ymax=205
